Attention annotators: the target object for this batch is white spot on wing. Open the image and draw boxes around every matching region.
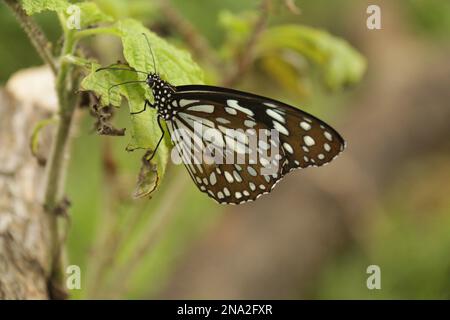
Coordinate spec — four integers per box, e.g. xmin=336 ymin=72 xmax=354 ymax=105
xmin=300 ymin=121 xmax=311 ymax=131
xmin=233 ymin=170 xmax=243 ymax=183
xmin=225 ymin=107 xmax=237 ymax=115
xmin=209 ymin=172 xmax=217 ymax=185
xmin=324 ymin=131 xmax=333 ymax=141
xmin=283 ymin=142 xmax=294 ymax=154
xmin=224 ymin=171 xmax=234 ymax=183
xmin=244 ymin=119 xmax=256 ymax=128
xmin=273 ymin=121 xmax=289 ymax=136
xmin=179 ymin=99 xmax=199 ymax=107
xmin=266 ymin=109 xmax=285 ymax=123
xmin=186 ymin=104 xmax=215 ymax=113
xmin=303 ymin=135 xmax=315 ymax=146
xmin=247 ymin=166 xmax=257 ymax=176
xmin=227 ymin=99 xmax=254 ymax=116
xmin=216 ymin=117 xmax=230 ymax=124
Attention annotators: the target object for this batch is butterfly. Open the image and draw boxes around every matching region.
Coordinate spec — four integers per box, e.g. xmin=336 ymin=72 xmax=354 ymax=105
xmin=97 ymin=34 xmax=345 ymax=205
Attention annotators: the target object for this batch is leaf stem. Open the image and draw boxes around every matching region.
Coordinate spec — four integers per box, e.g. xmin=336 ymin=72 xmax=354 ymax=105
xmin=74 ymin=26 xmax=120 ymax=40
xmin=3 ymin=0 xmax=58 ymax=74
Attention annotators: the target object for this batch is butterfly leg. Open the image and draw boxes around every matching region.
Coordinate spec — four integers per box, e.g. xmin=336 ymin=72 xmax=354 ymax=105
xmin=131 ymin=99 xmax=153 ymax=115
xmin=147 ymin=116 xmax=165 ymax=161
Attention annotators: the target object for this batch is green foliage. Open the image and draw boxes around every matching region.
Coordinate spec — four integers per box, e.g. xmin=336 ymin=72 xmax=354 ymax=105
xmin=20 ymin=0 xmax=69 ymax=14
xmin=257 ymin=25 xmax=366 ymax=91
xmin=94 ymin=0 xmax=159 ymax=21
xmin=78 ymin=2 xmax=113 ymax=27
xmin=80 ymin=18 xmax=203 ymax=196
xmin=219 ymin=10 xmax=366 ymax=95
xmin=19 ymin=0 xmax=204 ymax=200
xmin=117 ymin=19 xmax=204 ymax=86
xmin=21 ymin=0 xmax=113 ymax=28
xmin=406 ymin=0 xmax=450 ymax=39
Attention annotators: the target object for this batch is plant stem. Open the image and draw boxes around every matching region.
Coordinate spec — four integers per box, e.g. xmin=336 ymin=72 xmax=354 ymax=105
xmin=43 ymin=15 xmax=79 ymax=298
xmin=3 ymin=0 xmax=57 ymax=74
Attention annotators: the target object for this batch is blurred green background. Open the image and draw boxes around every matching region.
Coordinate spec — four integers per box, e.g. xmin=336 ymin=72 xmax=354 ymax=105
xmin=1 ymin=0 xmax=449 ymax=299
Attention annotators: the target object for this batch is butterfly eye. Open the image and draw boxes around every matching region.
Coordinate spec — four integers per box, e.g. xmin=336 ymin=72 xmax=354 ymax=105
xmin=146 ymin=76 xmax=155 ymax=87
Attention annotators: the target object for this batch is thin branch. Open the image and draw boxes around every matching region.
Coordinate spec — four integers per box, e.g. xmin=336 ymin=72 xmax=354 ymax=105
xmin=222 ymin=0 xmax=271 ymax=87
xmin=159 ymin=0 xmax=219 ymax=67
xmin=3 ymin=0 xmax=58 ymax=74
xmin=284 ymin=0 xmax=301 ymax=15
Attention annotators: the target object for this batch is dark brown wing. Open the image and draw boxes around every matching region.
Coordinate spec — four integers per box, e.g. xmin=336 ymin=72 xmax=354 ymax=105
xmin=166 ymin=86 xmax=345 ymax=204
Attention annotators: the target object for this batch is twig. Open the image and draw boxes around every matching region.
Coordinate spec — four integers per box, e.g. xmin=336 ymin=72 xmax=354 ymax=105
xmin=3 ymin=0 xmax=57 ymax=74
xmin=222 ymin=0 xmax=271 ymax=87
xmin=284 ymin=0 xmax=301 ymax=15
xmin=159 ymin=0 xmax=219 ymax=66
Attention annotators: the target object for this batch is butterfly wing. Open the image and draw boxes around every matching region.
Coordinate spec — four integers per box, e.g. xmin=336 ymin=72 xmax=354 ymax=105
xmin=166 ymin=85 xmax=345 ymax=204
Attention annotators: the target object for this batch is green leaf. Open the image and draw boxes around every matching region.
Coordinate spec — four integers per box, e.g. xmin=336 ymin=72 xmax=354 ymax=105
xmin=256 ymin=25 xmax=367 ymax=91
xmin=81 ymin=19 xmax=204 ymax=197
xmin=82 ymin=61 xmax=169 ymax=197
xmin=21 ymin=1 xmax=113 ymax=29
xmin=78 ymin=2 xmax=113 ymax=27
xmin=20 ymin=0 xmax=69 ymax=15
xmin=118 ymin=19 xmax=204 ymax=86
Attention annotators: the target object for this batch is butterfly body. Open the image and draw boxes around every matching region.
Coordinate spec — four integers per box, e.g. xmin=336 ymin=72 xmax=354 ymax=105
xmin=145 ymin=73 xmax=178 ymax=120
xmin=140 ymin=73 xmax=346 ymax=204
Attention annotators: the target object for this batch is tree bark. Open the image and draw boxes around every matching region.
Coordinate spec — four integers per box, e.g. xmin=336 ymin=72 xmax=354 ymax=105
xmin=0 ymin=66 xmax=58 ymax=299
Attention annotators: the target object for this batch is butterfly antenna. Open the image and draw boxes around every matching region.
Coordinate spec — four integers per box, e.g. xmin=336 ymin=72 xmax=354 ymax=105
xmin=142 ymin=33 xmax=157 ymax=74
xmin=96 ymin=66 xmax=148 ymax=76
xmin=107 ymin=80 xmax=147 ymax=102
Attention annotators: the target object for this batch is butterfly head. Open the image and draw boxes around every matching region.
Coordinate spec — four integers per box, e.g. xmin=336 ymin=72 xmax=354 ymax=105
xmin=146 ymin=73 xmax=162 ymax=89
